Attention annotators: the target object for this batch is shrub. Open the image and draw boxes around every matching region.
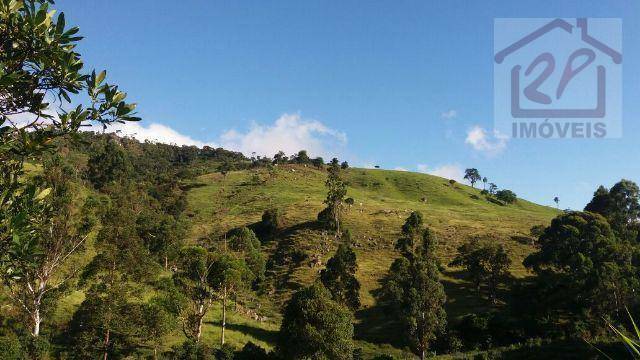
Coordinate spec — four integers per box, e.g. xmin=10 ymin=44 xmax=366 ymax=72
xmin=170 ymin=340 xmax=213 ymax=360
xmin=214 ymin=344 xmax=235 ymax=360
xmin=235 ymin=342 xmax=270 ymax=360
xmin=254 ymin=208 xmax=283 ymax=240
xmin=0 ymin=335 xmax=24 ymax=360
xmin=496 ymin=189 xmax=517 ymax=204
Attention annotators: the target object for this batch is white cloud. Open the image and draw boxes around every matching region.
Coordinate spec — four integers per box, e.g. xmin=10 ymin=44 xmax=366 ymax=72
xmin=393 ymin=167 xmax=408 ymax=171
xmin=219 ymin=113 xmax=346 ymax=158
xmin=441 ymin=109 xmax=458 ymax=119
xmin=9 ymin=110 xmax=347 ymax=161
xmin=417 ymin=163 xmax=465 ymax=182
xmin=91 ymin=121 xmax=212 ymax=147
xmin=465 ymin=125 xmax=508 ymax=155
xmin=82 ymin=113 xmax=346 ymax=160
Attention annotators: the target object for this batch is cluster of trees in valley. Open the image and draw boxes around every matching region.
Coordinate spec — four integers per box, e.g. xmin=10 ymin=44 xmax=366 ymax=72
xmin=3 ymin=1 xmax=640 ymax=359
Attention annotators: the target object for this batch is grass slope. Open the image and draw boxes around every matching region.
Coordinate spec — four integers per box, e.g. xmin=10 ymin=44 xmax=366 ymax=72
xmin=182 ymin=165 xmax=559 ymax=358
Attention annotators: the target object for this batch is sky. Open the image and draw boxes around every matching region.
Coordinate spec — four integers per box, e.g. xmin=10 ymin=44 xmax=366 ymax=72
xmin=54 ymin=0 xmax=640 ymax=210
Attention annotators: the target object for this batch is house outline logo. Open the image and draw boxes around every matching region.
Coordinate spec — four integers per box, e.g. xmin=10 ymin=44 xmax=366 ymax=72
xmin=495 ymin=18 xmax=621 ymax=119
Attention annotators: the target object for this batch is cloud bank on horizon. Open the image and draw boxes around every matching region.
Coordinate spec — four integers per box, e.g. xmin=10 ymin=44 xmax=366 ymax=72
xmin=417 ymin=163 xmax=465 ymax=182
xmin=88 ymin=113 xmax=347 ymax=160
xmin=10 ymin=108 xmax=491 ymax=184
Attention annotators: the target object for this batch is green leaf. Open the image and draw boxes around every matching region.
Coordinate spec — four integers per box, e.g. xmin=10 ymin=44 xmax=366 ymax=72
xmin=96 ymin=70 xmax=106 ymax=86
xmin=34 ymin=188 xmax=51 ymax=201
xmin=56 ymin=12 xmax=65 ymax=34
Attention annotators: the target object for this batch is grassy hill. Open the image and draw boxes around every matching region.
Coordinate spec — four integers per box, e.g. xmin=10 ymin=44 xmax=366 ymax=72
xmin=179 ymin=164 xmax=559 ymax=358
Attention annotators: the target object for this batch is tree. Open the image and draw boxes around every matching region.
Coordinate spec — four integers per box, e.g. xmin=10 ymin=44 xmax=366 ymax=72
xmin=495 ymin=189 xmax=517 ymax=204
xmin=0 ymin=156 xmax=93 ymax=337
xmin=318 ymin=158 xmax=347 ymax=232
xmin=173 ymin=246 xmax=214 ymax=343
xmin=69 ymin=187 xmax=158 ymax=359
xmin=584 ymin=185 xmax=614 ymax=217
xmin=523 ymin=211 xmax=639 ymax=336
xmin=273 ymin=151 xmax=288 ymax=164
xmin=382 ymin=227 xmax=446 ymax=359
xmin=585 ymin=180 xmax=640 ymax=240
xmin=482 ymin=177 xmax=488 ymax=190
xmin=137 ymin=209 xmax=185 ymax=270
xmin=464 ymin=168 xmax=481 ymax=188
xmin=87 ymin=138 xmax=132 ymax=190
xmin=134 ymin=302 xmax=175 ymax=360
xmin=277 ymin=283 xmax=354 ymax=360
xmin=312 ymin=156 xmax=325 ymax=169
xmin=208 ymin=254 xmax=254 ymax=346
xmin=1 ymin=0 xmax=138 ymax=332
xmin=341 ymin=161 xmax=349 ymax=170
xmin=0 ymin=0 xmax=138 ymax=166
xmin=449 ymin=240 xmax=512 ymax=303
xmin=228 ymin=227 xmax=266 ymax=283
xmin=320 ymin=231 xmax=361 ymax=310
xmin=488 ymin=183 xmax=498 ymax=195
xmin=395 ymin=211 xmax=424 ymax=257
xmin=480 ymin=245 xmax=510 ymax=304
xmin=293 ymin=150 xmax=311 ymax=164
xmin=255 ymin=208 xmax=282 ymax=241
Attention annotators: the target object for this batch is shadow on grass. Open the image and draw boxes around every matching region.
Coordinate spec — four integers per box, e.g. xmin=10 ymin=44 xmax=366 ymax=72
xmin=264 ymin=221 xmax=321 ymax=295
xmin=441 ymin=269 xmax=495 ymax=319
xmin=511 ymin=235 xmax=534 ymax=246
xmin=181 ymin=182 xmax=208 ymax=191
xmin=354 ymin=303 xmax=406 ymax=348
xmin=495 ymin=338 xmax=625 ymax=360
xmin=207 ymin=320 xmax=278 ymax=344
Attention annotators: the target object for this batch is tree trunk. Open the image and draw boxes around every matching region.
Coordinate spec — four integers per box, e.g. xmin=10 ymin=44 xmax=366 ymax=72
xmin=164 ymin=255 xmax=168 ymax=271
xmin=153 ymin=346 xmax=158 ymax=360
xmin=195 ymin=304 xmax=204 ymax=342
xmin=32 ymin=308 xmax=41 ymax=337
xmin=221 ymin=286 xmax=227 ymax=346
xmin=103 ymin=328 xmax=110 ymax=360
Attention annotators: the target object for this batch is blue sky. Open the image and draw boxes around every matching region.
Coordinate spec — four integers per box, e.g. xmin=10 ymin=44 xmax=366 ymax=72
xmin=56 ymin=0 xmax=640 ymax=210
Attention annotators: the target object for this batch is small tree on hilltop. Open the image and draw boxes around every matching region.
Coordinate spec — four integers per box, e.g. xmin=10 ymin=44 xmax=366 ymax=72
xmin=464 ymin=168 xmax=481 ymax=188
xmin=553 ymin=196 xmax=560 ymax=208
xmin=482 ymin=177 xmax=488 ymax=190
xmin=312 ymin=157 xmax=325 ymax=169
xmin=496 ymin=189 xmax=517 ymax=204
xmin=273 ymin=151 xmax=288 ymax=165
xmin=294 ymin=150 xmax=311 ymax=164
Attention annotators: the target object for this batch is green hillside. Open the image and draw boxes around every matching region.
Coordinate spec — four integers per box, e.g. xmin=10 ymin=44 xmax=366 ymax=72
xmin=181 ymin=164 xmax=559 ymax=357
